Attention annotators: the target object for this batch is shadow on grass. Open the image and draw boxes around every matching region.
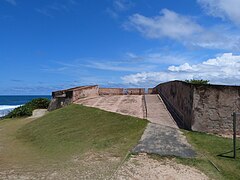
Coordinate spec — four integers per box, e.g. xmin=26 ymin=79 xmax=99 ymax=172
xmin=217 ymin=147 xmax=240 ymax=159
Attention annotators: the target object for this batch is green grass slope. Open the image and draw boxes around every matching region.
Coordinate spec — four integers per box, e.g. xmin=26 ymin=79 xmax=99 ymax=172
xmin=17 ymin=104 xmax=148 ymax=159
xmin=179 ymin=131 xmax=240 ymax=180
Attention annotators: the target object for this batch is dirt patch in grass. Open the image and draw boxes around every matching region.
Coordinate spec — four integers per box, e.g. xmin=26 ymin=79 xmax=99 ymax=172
xmin=114 ymin=153 xmax=209 ymax=180
xmin=0 ymin=152 xmax=121 ymax=179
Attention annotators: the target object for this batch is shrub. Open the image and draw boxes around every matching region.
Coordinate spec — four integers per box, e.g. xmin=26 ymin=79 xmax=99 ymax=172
xmin=185 ymin=79 xmax=209 ymax=85
xmin=25 ymin=98 xmax=50 ymax=109
xmin=4 ymin=98 xmax=50 ymax=118
xmin=7 ymin=106 xmax=32 ymax=118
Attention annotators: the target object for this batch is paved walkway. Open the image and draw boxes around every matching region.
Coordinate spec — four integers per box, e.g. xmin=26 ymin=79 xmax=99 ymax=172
xmin=145 ymin=94 xmax=178 ymax=129
xmin=133 ymin=94 xmax=196 ymax=158
xmin=133 ymin=124 xmax=196 ymax=158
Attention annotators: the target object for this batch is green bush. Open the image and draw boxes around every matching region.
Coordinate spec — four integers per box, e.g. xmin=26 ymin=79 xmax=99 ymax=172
xmin=25 ymin=98 xmax=50 ymax=109
xmin=185 ymin=79 xmax=209 ymax=85
xmin=5 ymin=98 xmax=50 ymax=118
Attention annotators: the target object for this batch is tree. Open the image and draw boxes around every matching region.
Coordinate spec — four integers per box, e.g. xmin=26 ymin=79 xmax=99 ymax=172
xmin=185 ymin=79 xmax=209 ymax=85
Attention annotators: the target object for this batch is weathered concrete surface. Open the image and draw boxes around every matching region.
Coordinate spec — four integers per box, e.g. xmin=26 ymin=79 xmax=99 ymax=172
xmin=133 ymin=123 xmax=196 ymax=158
xmin=193 ymin=85 xmax=240 ymax=135
xmin=72 ymin=85 xmax=99 ymax=102
xmin=153 ymin=80 xmax=240 ymax=136
xmin=145 ymin=94 xmax=178 ymax=129
xmin=48 ymin=85 xmax=99 ymax=111
xmin=126 ymin=88 xmax=145 ymax=95
xmin=75 ymin=95 xmax=144 ymax=118
xmin=28 ymin=109 xmax=48 ymax=119
xmin=153 ymin=81 xmax=194 ymax=129
xmin=99 ymin=88 xmax=124 ymax=95
xmin=134 ymin=95 xmax=195 ymax=158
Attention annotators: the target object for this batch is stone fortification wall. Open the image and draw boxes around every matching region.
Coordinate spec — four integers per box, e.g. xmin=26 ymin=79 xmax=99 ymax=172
xmin=72 ymin=85 xmax=99 ymax=102
xmin=126 ymin=88 xmax=145 ymax=95
xmin=153 ymin=81 xmax=194 ymax=129
xmin=147 ymin=88 xmax=153 ymax=94
xmin=192 ymin=84 xmax=240 ymax=135
xmin=153 ymin=81 xmax=240 ymax=135
xmin=48 ymin=90 xmax=74 ymax=111
xmin=99 ymin=88 xmax=124 ymax=95
xmin=49 ymin=85 xmax=99 ymax=111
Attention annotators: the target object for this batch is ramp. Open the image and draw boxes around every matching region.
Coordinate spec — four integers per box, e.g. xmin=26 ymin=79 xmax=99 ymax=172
xmin=145 ymin=94 xmax=178 ymax=129
xmin=133 ymin=94 xmax=196 ymax=158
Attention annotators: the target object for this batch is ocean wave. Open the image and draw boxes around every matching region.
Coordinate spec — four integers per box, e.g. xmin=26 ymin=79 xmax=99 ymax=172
xmin=0 ymin=105 xmax=21 ymax=117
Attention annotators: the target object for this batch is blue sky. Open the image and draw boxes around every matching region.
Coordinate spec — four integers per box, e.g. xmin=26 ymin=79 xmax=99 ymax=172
xmin=1 ymin=0 xmax=240 ymax=95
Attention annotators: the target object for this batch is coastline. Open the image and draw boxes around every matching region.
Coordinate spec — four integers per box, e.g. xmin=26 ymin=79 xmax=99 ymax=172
xmin=0 ymin=95 xmax=51 ymax=118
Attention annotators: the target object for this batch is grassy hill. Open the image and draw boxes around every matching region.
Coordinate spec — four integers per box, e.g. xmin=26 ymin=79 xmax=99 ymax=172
xmin=17 ymin=104 xmax=148 ymax=159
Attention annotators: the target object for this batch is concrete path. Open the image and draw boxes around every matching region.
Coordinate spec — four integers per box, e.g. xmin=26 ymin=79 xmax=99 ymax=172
xmin=133 ymin=94 xmax=196 ymax=158
xmin=145 ymin=94 xmax=178 ymax=129
xmin=133 ymin=124 xmax=196 ymax=158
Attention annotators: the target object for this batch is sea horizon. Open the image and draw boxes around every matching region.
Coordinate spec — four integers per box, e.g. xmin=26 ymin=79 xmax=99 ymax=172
xmin=0 ymin=95 xmax=51 ymax=117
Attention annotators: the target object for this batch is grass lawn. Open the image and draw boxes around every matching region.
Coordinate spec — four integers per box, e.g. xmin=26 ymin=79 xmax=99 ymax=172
xmin=178 ymin=130 xmax=240 ymax=180
xmin=0 ymin=104 xmax=147 ymax=179
xmin=17 ymin=104 xmax=148 ymax=160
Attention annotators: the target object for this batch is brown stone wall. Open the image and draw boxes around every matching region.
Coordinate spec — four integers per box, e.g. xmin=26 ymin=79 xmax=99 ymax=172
xmin=49 ymin=85 xmax=99 ymax=111
xmin=153 ymin=81 xmax=240 ymax=135
xmin=153 ymin=81 xmax=194 ymax=129
xmin=99 ymin=88 xmax=124 ymax=95
xmin=126 ymin=88 xmax=145 ymax=95
xmin=192 ymin=85 xmax=240 ymax=135
xmin=72 ymin=85 xmax=99 ymax=102
xmin=147 ymin=88 xmax=153 ymax=94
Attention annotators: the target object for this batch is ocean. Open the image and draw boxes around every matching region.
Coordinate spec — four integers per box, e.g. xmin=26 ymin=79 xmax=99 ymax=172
xmin=0 ymin=95 xmax=51 ymax=117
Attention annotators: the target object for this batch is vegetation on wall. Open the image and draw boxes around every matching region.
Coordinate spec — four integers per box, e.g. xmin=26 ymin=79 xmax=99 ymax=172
xmin=4 ymin=98 xmax=50 ymax=118
xmin=185 ymin=79 xmax=210 ymax=85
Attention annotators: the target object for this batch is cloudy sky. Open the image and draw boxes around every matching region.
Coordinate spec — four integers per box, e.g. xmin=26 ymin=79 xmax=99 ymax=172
xmin=1 ymin=0 xmax=240 ymax=94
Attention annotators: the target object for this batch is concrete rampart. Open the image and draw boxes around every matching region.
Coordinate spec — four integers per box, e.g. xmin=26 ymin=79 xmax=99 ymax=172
xmin=126 ymin=88 xmax=145 ymax=95
xmin=153 ymin=81 xmax=240 ymax=135
xmin=49 ymin=85 xmax=99 ymax=111
xmin=147 ymin=88 xmax=153 ymax=94
xmin=99 ymin=88 xmax=124 ymax=95
xmin=153 ymin=81 xmax=194 ymax=129
xmin=71 ymin=86 xmax=99 ymax=102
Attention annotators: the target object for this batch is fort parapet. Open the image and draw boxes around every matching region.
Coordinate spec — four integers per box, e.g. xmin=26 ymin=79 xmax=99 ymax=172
xmin=48 ymin=85 xmax=99 ymax=111
xmin=49 ymin=81 xmax=240 ymax=136
xmin=49 ymin=86 xmax=145 ymax=111
xmin=153 ymin=81 xmax=240 ymax=135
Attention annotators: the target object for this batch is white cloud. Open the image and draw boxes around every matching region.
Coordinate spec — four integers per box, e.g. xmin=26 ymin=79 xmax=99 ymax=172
xmin=168 ymin=63 xmax=193 ymax=72
xmin=36 ymin=1 xmax=77 ymax=17
xmin=125 ymin=9 xmax=240 ymax=50
xmin=107 ymin=0 xmax=134 ymax=18
xmin=42 ymin=56 xmax=157 ymax=74
xmin=125 ymin=9 xmax=203 ymax=40
xmin=113 ymin=0 xmax=133 ymax=11
xmin=198 ymin=0 xmax=240 ymax=25
xmin=125 ymin=52 xmax=189 ymax=65
xmin=122 ymin=53 xmax=240 ymax=86
xmin=4 ymin=0 xmax=16 ymax=6
xmin=85 ymin=61 xmax=156 ymax=72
